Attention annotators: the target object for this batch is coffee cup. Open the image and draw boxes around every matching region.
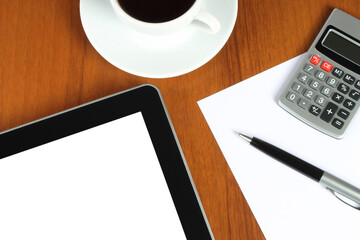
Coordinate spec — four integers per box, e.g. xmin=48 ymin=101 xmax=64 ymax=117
xmin=109 ymin=0 xmax=221 ymax=35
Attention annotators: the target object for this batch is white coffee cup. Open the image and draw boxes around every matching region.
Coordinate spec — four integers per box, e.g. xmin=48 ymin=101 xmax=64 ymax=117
xmin=109 ymin=0 xmax=221 ymax=35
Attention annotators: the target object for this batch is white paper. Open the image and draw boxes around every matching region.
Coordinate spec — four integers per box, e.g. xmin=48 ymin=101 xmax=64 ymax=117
xmin=0 ymin=112 xmax=186 ymax=240
xmin=198 ymin=55 xmax=360 ymax=240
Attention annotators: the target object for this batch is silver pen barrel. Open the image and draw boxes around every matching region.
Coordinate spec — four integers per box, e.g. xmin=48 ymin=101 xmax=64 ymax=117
xmin=319 ymin=172 xmax=360 ymax=209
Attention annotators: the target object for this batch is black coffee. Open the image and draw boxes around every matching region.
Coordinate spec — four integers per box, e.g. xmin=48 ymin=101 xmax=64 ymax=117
xmin=118 ymin=0 xmax=196 ymax=23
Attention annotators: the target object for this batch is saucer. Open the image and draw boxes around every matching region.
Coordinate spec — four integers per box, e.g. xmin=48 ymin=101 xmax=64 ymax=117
xmin=80 ymin=0 xmax=238 ymax=78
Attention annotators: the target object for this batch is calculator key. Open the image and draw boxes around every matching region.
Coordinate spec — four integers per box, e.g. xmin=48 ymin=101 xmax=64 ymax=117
xmin=320 ymin=102 xmax=338 ymax=123
xmin=298 ymin=73 xmax=310 ymax=84
xmin=338 ymin=109 xmax=350 ymax=120
xmin=326 ymin=77 xmax=338 ymax=88
xmin=349 ymin=90 xmax=360 ymax=101
xmin=343 ymin=74 xmax=355 ymax=85
xmin=286 ymin=92 xmax=298 ymax=103
xmin=332 ymin=118 xmax=344 ymax=129
xmin=315 ymin=96 xmax=326 ymax=106
xmin=292 ymin=83 xmax=304 ymax=93
xmin=303 ymin=89 xmax=315 ymax=100
xmin=332 ymin=67 xmax=344 ymax=78
xmin=315 ymin=71 xmax=327 ymax=81
xmin=321 ymin=61 xmax=333 ymax=72
xmin=321 ymin=86 xmax=331 ymax=97
xmin=304 ymin=64 xmax=315 ymax=75
xmin=309 ymin=80 xmax=321 ymax=90
xmin=355 ymin=80 xmax=360 ymax=90
xmin=344 ymin=99 xmax=356 ymax=110
xmin=310 ymin=55 xmax=321 ymax=65
xmin=309 ymin=105 xmax=321 ymax=116
xmin=298 ymin=98 xmax=310 ymax=109
xmin=338 ymin=83 xmax=350 ymax=94
xmin=332 ymin=92 xmax=344 ymax=103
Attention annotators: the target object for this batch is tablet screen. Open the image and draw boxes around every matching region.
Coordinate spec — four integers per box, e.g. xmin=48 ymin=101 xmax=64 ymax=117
xmin=0 ymin=112 xmax=186 ymax=239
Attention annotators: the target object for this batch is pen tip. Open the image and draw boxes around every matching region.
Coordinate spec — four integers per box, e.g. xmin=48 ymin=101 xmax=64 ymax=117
xmin=234 ymin=131 xmax=252 ymax=143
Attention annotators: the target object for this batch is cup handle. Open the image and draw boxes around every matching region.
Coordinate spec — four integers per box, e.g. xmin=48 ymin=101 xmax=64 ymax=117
xmin=192 ymin=9 xmax=221 ymax=34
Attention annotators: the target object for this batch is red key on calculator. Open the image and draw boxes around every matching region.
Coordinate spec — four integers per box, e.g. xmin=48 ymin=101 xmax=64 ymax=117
xmin=310 ymin=55 xmax=321 ymax=65
xmin=321 ymin=61 xmax=333 ymax=72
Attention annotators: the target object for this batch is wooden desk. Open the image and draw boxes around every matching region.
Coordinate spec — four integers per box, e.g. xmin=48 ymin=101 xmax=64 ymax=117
xmin=1 ymin=1 xmax=359 ymax=239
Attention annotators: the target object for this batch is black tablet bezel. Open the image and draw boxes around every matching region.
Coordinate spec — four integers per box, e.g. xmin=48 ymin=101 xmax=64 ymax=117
xmin=0 ymin=84 xmax=214 ymax=240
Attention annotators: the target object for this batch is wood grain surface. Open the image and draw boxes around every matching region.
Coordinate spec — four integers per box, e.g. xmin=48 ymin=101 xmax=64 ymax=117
xmin=1 ymin=1 xmax=360 ymax=239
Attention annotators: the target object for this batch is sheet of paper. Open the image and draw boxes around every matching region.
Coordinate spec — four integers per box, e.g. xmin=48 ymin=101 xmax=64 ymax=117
xmin=198 ymin=55 xmax=360 ymax=240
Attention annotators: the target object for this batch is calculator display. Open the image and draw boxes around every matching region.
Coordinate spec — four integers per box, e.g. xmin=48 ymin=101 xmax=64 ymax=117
xmin=322 ymin=29 xmax=360 ymax=67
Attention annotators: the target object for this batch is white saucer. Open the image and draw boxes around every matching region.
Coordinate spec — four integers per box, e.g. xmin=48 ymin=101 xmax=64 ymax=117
xmin=80 ymin=0 xmax=238 ymax=78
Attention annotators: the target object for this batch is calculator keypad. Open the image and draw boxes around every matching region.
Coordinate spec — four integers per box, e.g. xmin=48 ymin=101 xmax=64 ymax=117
xmin=279 ymin=54 xmax=360 ymax=138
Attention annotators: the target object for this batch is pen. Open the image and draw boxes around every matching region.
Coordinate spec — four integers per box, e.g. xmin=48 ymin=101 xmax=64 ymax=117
xmin=235 ymin=131 xmax=360 ymax=210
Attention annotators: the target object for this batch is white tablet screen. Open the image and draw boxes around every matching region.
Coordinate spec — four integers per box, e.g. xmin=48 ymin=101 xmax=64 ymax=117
xmin=0 ymin=112 xmax=186 ymax=239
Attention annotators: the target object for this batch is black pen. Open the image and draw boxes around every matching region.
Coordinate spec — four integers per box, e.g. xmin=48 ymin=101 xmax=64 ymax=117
xmin=235 ymin=131 xmax=360 ymax=210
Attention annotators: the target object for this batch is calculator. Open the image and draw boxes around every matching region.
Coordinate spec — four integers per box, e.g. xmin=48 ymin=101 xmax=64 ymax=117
xmin=278 ymin=9 xmax=360 ymax=139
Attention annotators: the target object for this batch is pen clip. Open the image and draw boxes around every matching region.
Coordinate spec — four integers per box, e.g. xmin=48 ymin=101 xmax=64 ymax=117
xmin=326 ymin=188 xmax=360 ymax=211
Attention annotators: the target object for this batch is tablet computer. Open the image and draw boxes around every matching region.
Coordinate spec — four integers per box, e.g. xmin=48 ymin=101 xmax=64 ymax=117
xmin=0 ymin=85 xmax=214 ymax=240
